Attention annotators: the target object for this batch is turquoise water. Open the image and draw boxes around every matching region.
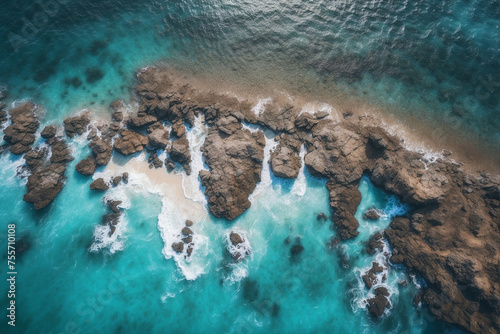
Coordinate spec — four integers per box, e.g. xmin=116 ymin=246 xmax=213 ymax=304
xmin=0 ymin=0 xmax=499 ymax=154
xmin=0 ymin=150 xmax=454 ymax=333
xmin=0 ymin=0 xmax=496 ymax=333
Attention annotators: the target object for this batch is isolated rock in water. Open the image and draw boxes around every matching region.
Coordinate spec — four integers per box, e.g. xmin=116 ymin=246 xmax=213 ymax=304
xmin=63 ymin=113 xmax=90 ymax=137
xmin=147 ymin=128 xmax=169 ymax=149
xmin=122 ymin=172 xmax=129 ymax=183
xmin=270 ymin=134 xmax=302 ymax=179
xmin=3 ymin=102 xmax=39 ymax=155
xmin=181 ymin=227 xmax=193 ymax=236
xmin=23 ymin=163 xmax=66 ymax=209
xmin=40 ymin=125 xmax=57 ymax=139
xmin=364 ymin=208 xmax=382 ymax=220
xmin=89 ymin=137 xmax=113 ymax=166
xmin=172 ymin=242 xmax=184 ymax=253
xmin=113 ymin=129 xmax=148 ymax=155
xmin=76 ymin=155 xmax=97 ymax=176
xmin=90 ymin=178 xmax=109 ymax=191
xmin=185 ymin=220 xmax=194 ymax=227
xmin=230 ymin=232 xmax=244 ymax=246
xmin=317 ymin=212 xmax=328 ymax=222
xmin=201 ymin=127 xmax=265 ymax=220
xmin=169 ymin=135 xmax=191 ymax=174
xmin=112 ymin=176 xmax=122 ymax=187
xmin=367 ymin=287 xmax=391 ymax=318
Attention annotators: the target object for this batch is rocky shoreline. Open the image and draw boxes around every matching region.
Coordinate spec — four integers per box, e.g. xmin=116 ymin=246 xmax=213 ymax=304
xmin=1 ymin=67 xmax=499 ymax=333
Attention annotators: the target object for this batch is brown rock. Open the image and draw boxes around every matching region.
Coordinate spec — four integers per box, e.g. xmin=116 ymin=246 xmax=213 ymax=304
xmin=40 ymin=125 xmax=57 ymax=139
xmin=169 ymin=135 xmax=191 ymax=174
xmin=182 ymin=227 xmax=193 ymax=236
xmin=90 ymin=178 xmax=109 ymax=191
xmin=63 ymin=113 xmax=90 ymax=137
xmin=185 ymin=220 xmax=194 ymax=226
xmin=90 ymin=137 xmax=112 ymax=166
xmin=364 ymin=208 xmax=382 ymax=220
xmin=201 ymin=127 xmax=265 ymax=220
xmin=172 ymin=242 xmax=184 ymax=253
xmin=113 ymin=129 xmax=148 ymax=155
xmin=147 ymin=128 xmax=169 ymax=149
xmin=3 ymin=102 xmax=39 ymax=154
xmin=230 ymin=232 xmax=244 ymax=246
xmin=75 ymin=155 xmax=97 ymax=176
xmin=23 ymin=163 xmax=67 ymax=209
xmin=112 ymin=176 xmax=122 ymax=187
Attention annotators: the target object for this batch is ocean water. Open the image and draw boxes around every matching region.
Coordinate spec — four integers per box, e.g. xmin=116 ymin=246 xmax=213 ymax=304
xmin=0 ymin=0 xmax=496 ymax=333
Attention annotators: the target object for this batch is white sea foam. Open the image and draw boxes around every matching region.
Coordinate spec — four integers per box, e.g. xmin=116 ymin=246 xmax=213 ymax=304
xmin=183 ymin=115 xmax=208 ymax=205
xmin=291 ymin=144 xmax=307 ymax=197
xmin=252 ymin=97 xmax=272 ymax=116
xmin=157 ymin=197 xmax=210 ymax=280
xmin=299 ymin=101 xmax=336 ymax=119
xmin=250 ymin=132 xmax=278 ymax=202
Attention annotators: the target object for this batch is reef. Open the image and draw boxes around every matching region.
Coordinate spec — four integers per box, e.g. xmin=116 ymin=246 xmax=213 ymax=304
xmin=2 ymin=67 xmax=498 ymax=333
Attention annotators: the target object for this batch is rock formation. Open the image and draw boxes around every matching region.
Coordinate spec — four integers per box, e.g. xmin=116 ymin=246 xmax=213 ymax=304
xmin=3 ymin=102 xmax=39 ymax=154
xmin=63 ymin=113 xmax=90 ymax=137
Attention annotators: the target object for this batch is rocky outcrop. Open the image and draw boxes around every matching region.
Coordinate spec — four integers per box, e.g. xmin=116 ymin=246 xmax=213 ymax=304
xmin=270 ymin=133 xmax=302 ymax=179
xmin=63 ymin=113 xmax=90 ymax=137
xmin=200 ymin=126 xmax=265 ymax=220
xmin=3 ymin=102 xmax=39 ymax=154
xmin=147 ymin=128 xmax=169 ymax=149
xmin=23 ymin=163 xmax=66 ymax=209
xmin=113 ymin=129 xmax=148 ymax=155
xmin=40 ymin=125 xmax=56 ymax=139
xmin=103 ymin=200 xmax=122 ymax=236
xmin=129 ymin=68 xmax=500 ymax=333
xmin=90 ymin=178 xmax=109 ymax=191
xmin=364 ymin=208 xmax=382 ymax=220
xmin=367 ymin=287 xmax=391 ymax=317
xmin=362 ymin=262 xmax=385 ymax=289
xmin=89 ymin=137 xmax=113 ymax=166
xmin=230 ymin=232 xmax=244 ymax=246
xmin=23 ymin=131 xmax=72 ymax=209
xmin=169 ymin=135 xmax=191 ymax=174
xmin=76 ymin=155 xmax=97 ymax=176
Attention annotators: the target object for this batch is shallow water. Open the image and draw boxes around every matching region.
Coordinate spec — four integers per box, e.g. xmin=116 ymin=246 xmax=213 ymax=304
xmin=0 ymin=0 xmax=495 ymax=333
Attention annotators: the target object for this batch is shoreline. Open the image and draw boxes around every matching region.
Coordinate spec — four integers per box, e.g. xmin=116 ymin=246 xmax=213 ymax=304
xmin=157 ymin=65 xmax=500 ymax=174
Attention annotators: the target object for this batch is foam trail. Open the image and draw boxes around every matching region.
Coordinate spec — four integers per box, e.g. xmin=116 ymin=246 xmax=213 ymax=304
xmin=252 ymin=97 xmax=272 ymax=116
xmin=291 ymin=144 xmax=307 ymax=197
xmin=250 ymin=132 xmax=278 ymax=201
xmin=183 ymin=115 xmax=208 ymax=205
xmin=89 ymin=179 xmax=132 ymax=254
xmin=157 ymin=196 xmax=210 ymax=280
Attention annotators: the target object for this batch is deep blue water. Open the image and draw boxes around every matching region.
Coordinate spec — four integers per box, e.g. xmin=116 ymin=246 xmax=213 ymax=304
xmin=0 ymin=0 xmax=497 ymax=333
